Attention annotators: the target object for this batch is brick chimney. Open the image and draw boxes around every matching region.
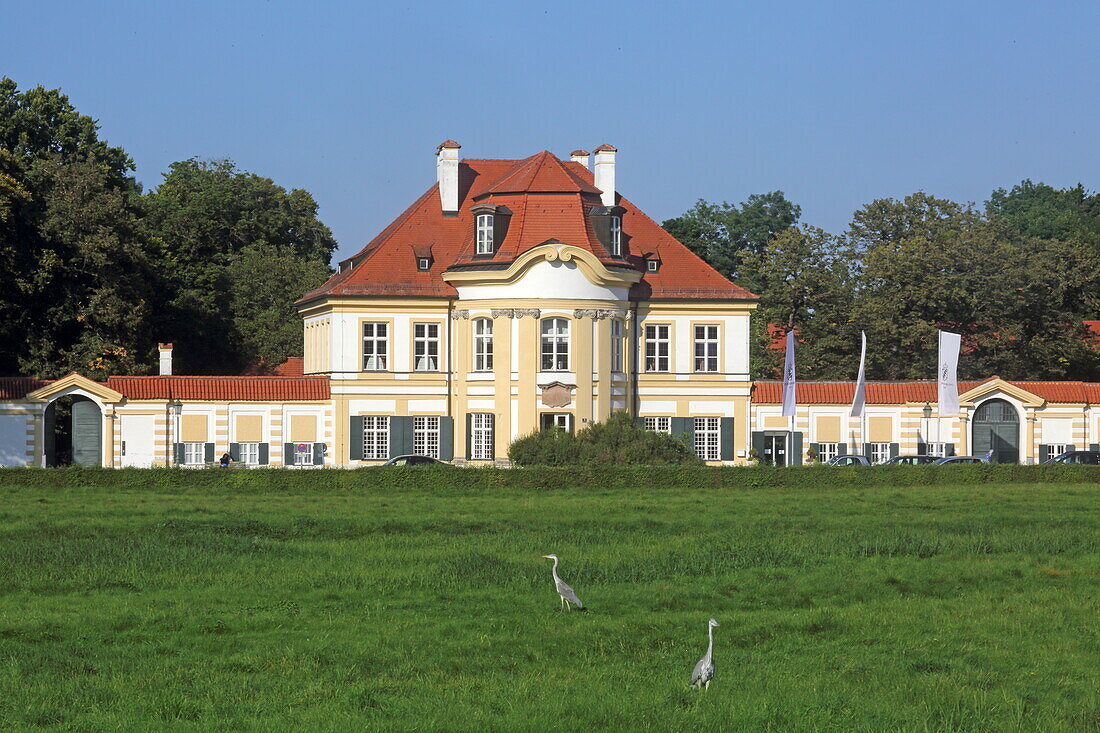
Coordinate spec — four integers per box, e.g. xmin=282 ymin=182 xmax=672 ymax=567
xmin=436 ymin=140 xmax=461 ymax=215
xmin=158 ymin=343 xmax=173 ymax=376
xmin=570 ymin=150 xmax=590 ymax=170
xmin=593 ymin=144 xmax=617 ymax=206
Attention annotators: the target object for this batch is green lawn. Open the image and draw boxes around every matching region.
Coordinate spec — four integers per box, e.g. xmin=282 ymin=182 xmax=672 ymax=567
xmin=0 ymin=478 xmax=1097 ymax=730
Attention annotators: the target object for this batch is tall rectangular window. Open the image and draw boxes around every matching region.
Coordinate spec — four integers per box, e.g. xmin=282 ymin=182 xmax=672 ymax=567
xmin=694 ymin=417 xmax=720 ymax=461
xmin=413 ymin=416 xmax=440 ymax=459
xmin=610 ymin=215 xmax=622 ymax=256
xmin=183 ymin=442 xmax=205 ymax=465
xmin=644 ymin=324 xmax=670 ymax=372
xmin=471 ymin=413 xmax=494 ymax=460
xmin=362 ymin=416 xmax=389 ymax=460
xmin=413 ymin=322 xmax=440 ymax=371
xmin=610 ymin=319 xmax=624 ymax=372
xmin=815 ymin=442 xmax=839 ymax=463
xmin=362 ymin=322 xmax=388 ymax=371
xmin=1045 ymin=444 xmax=1071 ymax=462
xmin=644 ymin=416 xmax=671 ymax=433
xmin=694 ymin=325 xmax=719 ymax=372
xmin=294 ymin=445 xmax=313 ymax=466
xmin=473 ymin=318 xmax=493 ymax=371
xmin=239 ymin=442 xmax=260 ymax=466
xmin=541 ymin=318 xmax=570 ymax=371
xmin=868 ymin=442 xmax=891 ymax=464
xmin=476 ymin=214 xmax=494 ymax=254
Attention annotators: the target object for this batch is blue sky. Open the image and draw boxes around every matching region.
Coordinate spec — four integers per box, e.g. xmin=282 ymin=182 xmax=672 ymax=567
xmin=4 ymin=0 xmax=1098 ymax=262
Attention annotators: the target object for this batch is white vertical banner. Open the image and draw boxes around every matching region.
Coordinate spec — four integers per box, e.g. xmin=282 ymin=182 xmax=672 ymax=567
xmin=938 ymin=330 xmax=961 ymax=416
xmin=850 ymin=331 xmax=867 ymax=417
xmin=781 ymin=330 xmax=797 ymax=417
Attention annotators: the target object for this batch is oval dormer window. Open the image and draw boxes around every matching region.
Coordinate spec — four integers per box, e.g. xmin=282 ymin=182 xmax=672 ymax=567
xmin=476 ymin=213 xmax=494 ymax=254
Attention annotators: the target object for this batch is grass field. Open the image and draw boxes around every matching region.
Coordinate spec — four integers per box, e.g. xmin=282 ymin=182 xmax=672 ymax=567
xmin=0 ymin=474 xmax=1097 ymax=730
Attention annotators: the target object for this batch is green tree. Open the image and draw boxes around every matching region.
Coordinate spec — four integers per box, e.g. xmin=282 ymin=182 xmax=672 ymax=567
xmin=987 ymin=180 xmax=1100 ymax=244
xmin=0 ymin=78 xmax=154 ymax=378
xmin=662 ymin=191 xmax=801 ymax=279
xmin=143 ymin=158 xmax=337 ymax=373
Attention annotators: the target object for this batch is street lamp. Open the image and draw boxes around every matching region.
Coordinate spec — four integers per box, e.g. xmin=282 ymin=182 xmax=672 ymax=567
xmin=169 ymin=399 xmax=183 ymax=466
xmin=922 ymin=402 xmax=932 ymax=452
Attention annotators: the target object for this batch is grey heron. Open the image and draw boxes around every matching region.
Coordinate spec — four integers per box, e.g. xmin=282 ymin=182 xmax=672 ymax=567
xmin=540 ymin=554 xmax=585 ymax=611
xmin=691 ymin=618 xmax=719 ymax=689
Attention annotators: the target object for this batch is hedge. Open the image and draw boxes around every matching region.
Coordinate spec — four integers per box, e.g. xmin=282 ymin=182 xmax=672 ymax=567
xmin=0 ymin=464 xmax=1095 ymax=494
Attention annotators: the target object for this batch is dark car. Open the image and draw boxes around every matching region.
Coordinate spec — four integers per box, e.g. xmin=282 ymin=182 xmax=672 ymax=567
xmin=381 ymin=455 xmax=451 ymax=467
xmin=933 ymin=456 xmax=988 ymax=465
xmin=882 ymin=455 xmax=939 ymax=466
xmin=827 ymin=454 xmax=871 ymax=466
xmin=1042 ymin=450 xmax=1100 ymax=465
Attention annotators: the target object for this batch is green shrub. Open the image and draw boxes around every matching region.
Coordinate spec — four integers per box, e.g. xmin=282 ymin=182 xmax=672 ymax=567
xmin=508 ymin=412 xmax=702 ymax=466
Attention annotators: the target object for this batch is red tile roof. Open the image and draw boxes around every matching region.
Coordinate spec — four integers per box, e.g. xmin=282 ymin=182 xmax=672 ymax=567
xmin=753 ymin=380 xmax=1100 ymax=404
xmin=105 ymin=376 xmax=329 ymax=401
xmin=299 ymin=150 xmax=757 ymax=303
xmin=593 ymin=143 xmax=617 ymax=152
xmin=273 ymin=357 xmax=305 ymax=377
xmin=0 ymin=378 xmax=51 ymax=399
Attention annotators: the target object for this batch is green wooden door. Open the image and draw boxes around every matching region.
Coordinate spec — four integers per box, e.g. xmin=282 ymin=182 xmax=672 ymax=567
xmin=71 ymin=398 xmax=102 ymax=467
xmin=972 ymin=399 xmax=1019 ymax=464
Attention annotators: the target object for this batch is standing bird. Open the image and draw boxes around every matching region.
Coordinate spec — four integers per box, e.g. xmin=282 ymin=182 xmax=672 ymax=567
xmin=540 ymin=554 xmax=585 ymax=611
xmin=691 ymin=618 xmax=719 ymax=690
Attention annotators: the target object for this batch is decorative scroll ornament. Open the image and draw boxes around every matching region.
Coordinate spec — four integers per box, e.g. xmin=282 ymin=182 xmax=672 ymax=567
xmin=513 ymin=308 xmax=541 ymax=319
xmin=490 ymin=308 xmax=515 ymax=318
xmin=450 ymin=309 xmax=470 ymax=320
xmin=596 ymin=309 xmax=626 ymax=320
xmin=573 ymin=309 xmax=600 ymax=319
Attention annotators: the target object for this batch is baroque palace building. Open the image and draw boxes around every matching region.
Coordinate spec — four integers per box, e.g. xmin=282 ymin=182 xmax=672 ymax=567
xmin=0 ymin=142 xmax=1097 ymax=467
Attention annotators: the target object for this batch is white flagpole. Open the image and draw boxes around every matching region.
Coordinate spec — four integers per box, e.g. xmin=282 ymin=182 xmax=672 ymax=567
xmin=782 ymin=330 xmax=796 ymax=465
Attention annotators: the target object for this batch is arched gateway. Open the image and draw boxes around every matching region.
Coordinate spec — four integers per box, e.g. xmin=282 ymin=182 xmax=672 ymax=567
xmin=972 ymin=398 xmax=1020 ymax=463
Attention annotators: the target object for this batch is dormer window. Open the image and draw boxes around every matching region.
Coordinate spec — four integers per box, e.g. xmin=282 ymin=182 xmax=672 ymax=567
xmin=418 ymin=258 xmax=431 ymax=271
xmin=589 ymin=205 xmax=627 ymax=258
xmin=476 ymin=214 xmax=494 ymax=254
xmin=647 ymin=259 xmax=659 ymax=273
xmin=610 ymin=216 xmax=622 ymax=256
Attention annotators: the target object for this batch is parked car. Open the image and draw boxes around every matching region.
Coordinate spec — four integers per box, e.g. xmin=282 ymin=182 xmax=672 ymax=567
xmin=882 ymin=455 xmax=939 ymax=466
xmin=827 ymin=454 xmax=871 ymax=466
xmin=1042 ymin=450 xmax=1100 ymax=465
xmin=933 ymin=456 xmax=988 ymax=465
xmin=381 ymin=455 xmax=451 ymax=467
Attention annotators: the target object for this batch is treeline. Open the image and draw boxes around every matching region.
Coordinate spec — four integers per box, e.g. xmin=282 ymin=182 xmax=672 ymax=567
xmin=664 ymin=186 xmax=1100 ymax=381
xmin=0 ymin=78 xmax=335 ymax=379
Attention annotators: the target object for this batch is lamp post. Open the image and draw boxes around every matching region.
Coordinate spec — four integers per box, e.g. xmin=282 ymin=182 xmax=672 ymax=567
xmin=169 ymin=399 xmax=182 ymax=466
xmin=922 ymin=402 xmax=932 ymax=454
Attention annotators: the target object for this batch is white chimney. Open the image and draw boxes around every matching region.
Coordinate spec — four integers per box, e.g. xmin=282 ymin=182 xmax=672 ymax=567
xmin=158 ymin=342 xmax=173 ymax=376
xmin=435 ymin=140 xmax=461 ymax=215
xmin=593 ymin=144 xmax=617 ymax=206
xmin=570 ymin=149 xmax=590 ymax=170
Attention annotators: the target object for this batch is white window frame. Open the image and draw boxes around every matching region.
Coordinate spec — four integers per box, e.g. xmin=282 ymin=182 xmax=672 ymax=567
xmin=294 ymin=445 xmax=313 ymax=466
xmin=541 ymin=413 xmax=572 ymax=431
xmin=610 ymin=319 xmax=624 ymax=373
xmin=644 ymin=416 xmax=671 ymax=433
xmin=694 ymin=324 xmax=719 ymax=373
xmin=413 ymin=416 xmax=440 ymax=459
xmin=610 ymin=215 xmax=622 ymax=256
xmin=1045 ymin=443 xmax=1071 ymax=462
xmin=362 ymin=416 xmax=389 ymax=460
xmin=473 ymin=317 xmax=493 ymax=372
xmin=926 ymin=442 xmax=949 ymax=457
xmin=413 ymin=322 xmax=440 ymax=371
xmin=869 ymin=442 xmax=891 ymax=465
xmin=647 ymin=259 xmax=659 ymax=272
xmin=645 ymin=323 xmax=671 ymax=373
xmin=183 ymin=442 xmax=206 ymax=466
xmin=541 ymin=318 xmax=570 ymax=371
xmin=694 ymin=417 xmax=720 ymax=461
xmin=815 ymin=442 xmax=839 ymax=463
xmin=362 ymin=322 xmax=388 ymax=371
xmin=476 ymin=214 xmax=494 ymax=254
xmin=239 ymin=442 xmax=260 ymax=466
xmin=418 ymin=257 xmax=430 ymax=271
xmin=471 ymin=413 xmax=494 ymax=460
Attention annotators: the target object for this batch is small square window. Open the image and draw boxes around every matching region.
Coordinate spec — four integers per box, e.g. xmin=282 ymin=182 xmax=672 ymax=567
xmin=418 ymin=258 xmax=430 ymax=271
xmin=647 ymin=260 xmax=659 ymax=272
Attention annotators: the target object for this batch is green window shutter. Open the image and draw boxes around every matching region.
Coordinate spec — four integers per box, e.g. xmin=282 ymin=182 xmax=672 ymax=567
xmin=466 ymin=413 xmax=472 ymax=459
xmin=635 ymin=417 xmax=646 ymax=428
xmin=671 ymin=417 xmax=694 ymax=449
xmin=389 ymin=417 xmax=412 ymax=459
xmin=313 ymin=443 xmax=325 ymax=465
xmin=889 ymin=443 xmax=900 ymax=458
xmin=488 ymin=414 xmax=496 ymax=461
xmin=917 ymin=442 xmax=927 ymax=454
xmin=720 ymin=418 xmax=734 ymax=461
xmin=173 ymin=443 xmax=184 ymax=465
xmin=790 ymin=432 xmax=803 ymax=466
xmin=284 ymin=443 xmax=295 ymax=465
xmin=258 ymin=443 xmax=269 ymax=465
xmin=1067 ymin=444 xmax=1076 ymax=452
xmin=1090 ymin=443 xmax=1100 ymax=452
xmin=439 ymin=417 xmax=454 ymax=461
xmin=349 ymin=416 xmax=365 ymax=461
xmin=945 ymin=443 xmax=955 ymax=456
xmin=204 ymin=443 xmax=215 ymax=464
xmin=1038 ymin=444 xmax=1049 ymax=462
xmin=838 ymin=443 xmax=847 ymax=456
xmin=751 ymin=431 xmax=765 ymax=460
xmin=863 ymin=443 xmax=873 ymax=459
xmin=229 ymin=443 xmax=240 ymax=461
